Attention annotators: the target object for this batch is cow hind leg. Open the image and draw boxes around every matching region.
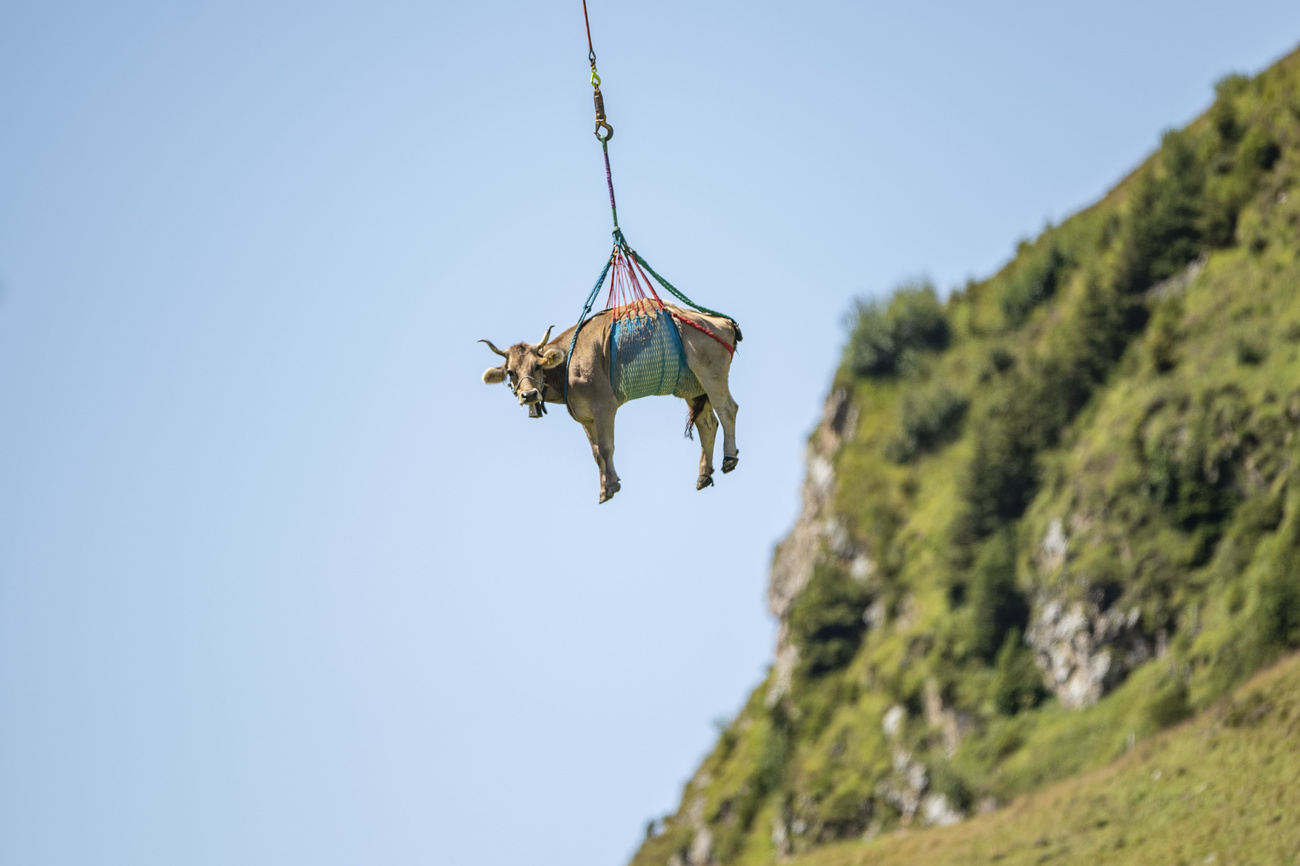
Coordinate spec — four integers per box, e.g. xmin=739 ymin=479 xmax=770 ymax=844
xmin=690 ymin=397 xmax=719 ymax=490
xmin=696 ymin=373 xmax=739 ymax=474
xmin=679 ymin=316 xmax=740 ymax=475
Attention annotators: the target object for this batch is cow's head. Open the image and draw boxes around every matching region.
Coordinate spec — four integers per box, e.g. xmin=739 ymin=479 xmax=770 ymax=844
xmin=479 ymin=326 xmax=566 ymax=418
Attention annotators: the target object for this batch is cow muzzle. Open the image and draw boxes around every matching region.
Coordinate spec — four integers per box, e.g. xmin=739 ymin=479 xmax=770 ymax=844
xmin=515 ymin=375 xmax=546 ymax=417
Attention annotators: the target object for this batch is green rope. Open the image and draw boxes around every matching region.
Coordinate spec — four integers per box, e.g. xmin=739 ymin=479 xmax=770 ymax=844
xmin=632 ymin=251 xmax=733 ymax=322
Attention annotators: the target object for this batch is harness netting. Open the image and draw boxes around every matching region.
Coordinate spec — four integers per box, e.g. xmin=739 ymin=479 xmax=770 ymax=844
xmin=609 ymin=303 xmax=703 ymax=403
xmin=566 ymin=237 xmax=736 ymax=407
xmin=565 ymin=239 xmax=733 ymax=408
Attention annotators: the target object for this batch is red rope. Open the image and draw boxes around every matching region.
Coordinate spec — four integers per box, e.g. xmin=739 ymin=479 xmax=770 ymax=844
xmin=630 ymin=252 xmax=663 ymax=304
xmin=671 ymin=312 xmax=735 ymax=357
xmin=627 ymin=256 xmax=734 ymax=356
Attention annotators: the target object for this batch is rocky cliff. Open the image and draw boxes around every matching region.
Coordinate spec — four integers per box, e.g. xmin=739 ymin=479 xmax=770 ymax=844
xmin=631 ymin=46 xmax=1300 ymax=866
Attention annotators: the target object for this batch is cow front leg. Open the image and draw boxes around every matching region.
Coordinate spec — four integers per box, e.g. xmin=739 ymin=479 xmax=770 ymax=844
xmin=580 ymin=419 xmax=612 ymax=502
xmin=581 ymin=412 xmax=620 ymax=503
xmin=594 ymin=410 xmax=620 ymax=502
xmin=693 ymin=398 xmax=719 ymax=490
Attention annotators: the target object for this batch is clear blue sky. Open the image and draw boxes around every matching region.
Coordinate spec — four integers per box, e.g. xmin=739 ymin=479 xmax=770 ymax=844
xmin=2 ymin=2 xmax=1297 ymax=864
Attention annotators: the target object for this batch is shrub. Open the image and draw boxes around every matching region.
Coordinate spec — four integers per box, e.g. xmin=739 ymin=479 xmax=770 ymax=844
xmin=964 ymin=531 xmax=1030 ymax=663
xmin=1144 ymin=679 xmax=1192 ymax=729
xmin=732 ymin=704 xmax=794 ymax=837
xmin=788 ymin=563 xmax=871 ymax=677
xmin=955 ymin=274 xmax=1147 ymax=551
xmin=1249 ymin=518 xmax=1300 ymax=658
xmin=987 ymin=346 xmax=1015 ymax=375
xmin=1209 ymin=73 xmax=1250 ymax=144
xmin=953 ymin=410 xmax=1039 ymax=548
xmin=846 ymin=300 xmax=896 ymax=377
xmin=755 ymin=703 xmax=794 ymax=797
xmin=1140 ymin=390 xmax=1244 ymax=531
xmin=1000 ymin=238 xmax=1069 ymax=327
xmin=887 ymin=282 xmax=950 ymax=352
xmin=1237 ymin=125 xmax=1281 ymax=173
xmin=992 ymin=629 xmax=1047 ymax=716
xmin=847 ymin=281 xmax=950 ymax=379
xmin=928 ymin=760 xmax=974 ymax=812
xmin=885 ymin=386 xmax=970 ymax=463
xmin=1147 ymin=297 xmax=1184 ymax=373
xmin=1202 ymin=125 xmax=1280 ymax=245
xmin=1114 ymin=131 xmax=1207 ymax=294
xmin=1234 ymin=336 xmax=1266 ymax=365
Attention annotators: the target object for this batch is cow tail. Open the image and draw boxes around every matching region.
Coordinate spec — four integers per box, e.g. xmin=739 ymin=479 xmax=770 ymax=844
xmin=685 ymin=393 xmax=709 ymax=440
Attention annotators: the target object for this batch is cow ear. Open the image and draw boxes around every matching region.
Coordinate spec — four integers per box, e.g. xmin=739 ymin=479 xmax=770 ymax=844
xmin=482 ymin=366 xmax=507 ymax=385
xmin=539 ymin=346 xmax=566 ymax=369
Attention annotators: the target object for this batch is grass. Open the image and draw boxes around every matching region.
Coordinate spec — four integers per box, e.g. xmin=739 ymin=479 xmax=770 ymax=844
xmin=790 ymin=650 xmax=1300 ymax=866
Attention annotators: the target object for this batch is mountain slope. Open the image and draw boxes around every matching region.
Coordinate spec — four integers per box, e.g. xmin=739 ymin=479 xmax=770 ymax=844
xmin=632 ymin=44 xmax=1300 ymax=866
xmin=795 ymin=649 xmax=1300 ymax=866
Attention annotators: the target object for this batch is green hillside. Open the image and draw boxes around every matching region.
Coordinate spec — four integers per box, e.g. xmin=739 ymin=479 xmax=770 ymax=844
xmin=795 ymin=650 xmax=1300 ymax=866
xmin=632 ymin=45 xmax=1300 ymax=866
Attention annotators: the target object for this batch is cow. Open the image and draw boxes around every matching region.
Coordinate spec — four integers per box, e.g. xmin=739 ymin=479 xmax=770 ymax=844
xmin=479 ymin=304 xmax=741 ymax=503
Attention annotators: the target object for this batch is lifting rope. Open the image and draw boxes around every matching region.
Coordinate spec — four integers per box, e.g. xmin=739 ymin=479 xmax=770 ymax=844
xmin=566 ymin=0 xmax=736 ymax=403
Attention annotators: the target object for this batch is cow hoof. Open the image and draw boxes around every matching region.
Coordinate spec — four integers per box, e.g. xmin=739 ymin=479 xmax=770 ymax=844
xmin=722 ymin=453 xmax=740 ymax=474
xmin=599 ymin=480 xmax=621 ymax=503
xmin=696 ymin=473 xmax=714 ymax=490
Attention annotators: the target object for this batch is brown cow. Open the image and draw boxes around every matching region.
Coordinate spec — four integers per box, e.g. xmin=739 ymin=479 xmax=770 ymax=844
xmin=480 ymin=304 xmax=741 ymax=503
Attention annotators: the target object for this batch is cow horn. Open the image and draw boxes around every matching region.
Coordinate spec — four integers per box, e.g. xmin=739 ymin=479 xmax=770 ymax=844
xmin=478 ymin=339 xmax=508 ymax=357
xmin=535 ymin=325 xmax=554 ymax=351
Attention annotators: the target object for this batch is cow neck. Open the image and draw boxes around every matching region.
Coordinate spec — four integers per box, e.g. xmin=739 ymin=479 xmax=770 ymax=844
xmin=543 ymin=362 xmax=568 ymax=404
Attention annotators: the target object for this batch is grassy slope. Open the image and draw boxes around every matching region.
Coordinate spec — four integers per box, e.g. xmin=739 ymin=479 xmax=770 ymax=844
xmin=631 ymin=45 xmax=1300 ymax=866
xmin=794 ymin=650 xmax=1300 ymax=866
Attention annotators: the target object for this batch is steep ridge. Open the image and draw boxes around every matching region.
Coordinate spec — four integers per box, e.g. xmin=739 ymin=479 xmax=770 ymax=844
xmin=632 ymin=44 xmax=1300 ymax=866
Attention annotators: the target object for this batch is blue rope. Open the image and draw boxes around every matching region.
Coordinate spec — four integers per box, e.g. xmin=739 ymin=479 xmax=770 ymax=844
xmin=565 ymin=250 xmax=616 ymax=406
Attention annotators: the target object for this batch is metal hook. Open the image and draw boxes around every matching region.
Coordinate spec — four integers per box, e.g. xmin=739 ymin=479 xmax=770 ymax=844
xmin=595 ymin=120 xmax=614 ymax=142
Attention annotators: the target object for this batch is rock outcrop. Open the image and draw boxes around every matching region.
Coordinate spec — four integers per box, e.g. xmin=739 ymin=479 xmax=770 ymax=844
xmin=1026 ymin=518 xmax=1152 ymax=708
xmin=877 ymin=704 xmax=966 ymax=829
xmin=766 ymin=387 xmax=869 ymax=705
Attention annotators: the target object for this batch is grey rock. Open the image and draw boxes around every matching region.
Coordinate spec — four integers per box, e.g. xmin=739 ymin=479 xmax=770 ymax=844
xmin=766 ymin=388 xmax=876 ymax=704
xmin=882 ymin=705 xmax=907 ymax=739
xmin=920 ymin=792 xmax=964 ymax=828
xmin=1027 ymin=518 xmax=1152 ymax=708
xmin=685 ymin=794 xmax=713 ymax=866
xmin=1027 ymin=593 xmax=1150 ymax=709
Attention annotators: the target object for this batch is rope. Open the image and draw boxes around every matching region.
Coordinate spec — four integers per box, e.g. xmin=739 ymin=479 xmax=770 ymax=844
xmin=668 ymin=311 xmax=734 ymax=357
xmin=564 ymin=252 xmax=616 ymax=408
xmin=581 ymin=0 xmax=596 ymax=63
xmin=631 ymin=251 xmax=734 ymax=355
xmin=632 ymin=251 xmax=733 ymax=322
xmin=603 ymin=140 xmax=619 ymax=229
xmin=566 ymin=2 xmax=736 ymax=370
